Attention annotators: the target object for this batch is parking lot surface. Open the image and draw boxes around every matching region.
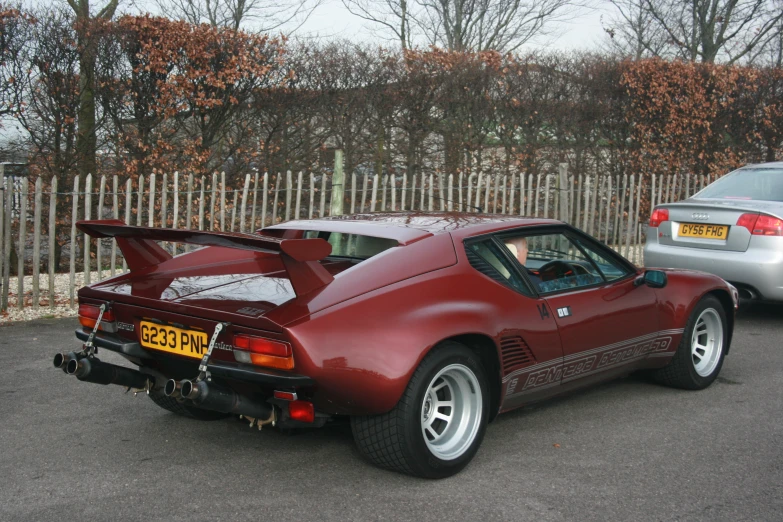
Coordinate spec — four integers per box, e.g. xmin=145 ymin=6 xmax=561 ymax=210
xmin=1 ymin=304 xmax=782 ymax=522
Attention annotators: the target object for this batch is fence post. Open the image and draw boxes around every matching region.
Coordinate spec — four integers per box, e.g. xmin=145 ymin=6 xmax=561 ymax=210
xmin=603 ymin=176 xmax=613 ymax=244
xmin=2 ymin=177 xmax=12 ymax=311
xmin=230 ymin=190 xmax=238 ymax=231
xmin=457 ymin=173 xmax=464 ymax=212
xmin=330 ymin=150 xmax=345 ymax=217
xmin=401 ymin=173 xmax=408 ymax=211
xmin=381 ymin=174 xmax=387 ymax=211
xmin=124 ymin=178 xmax=131 ymax=271
xmin=350 ymin=173 xmax=357 ymax=214
xmin=69 ymin=175 xmax=79 ymax=307
xmin=500 ymin=175 xmax=507 ymax=214
xmin=284 ymin=170 xmax=292 ymax=222
xmin=448 ymin=174 xmax=454 ymax=212
xmin=32 ymin=177 xmax=42 ymax=309
xmin=319 ymin=170 xmax=327 ymax=217
xmin=483 ymin=175 xmax=490 ymax=213
xmin=508 ymin=174 xmax=515 ymax=215
xmin=210 ymin=173 xmax=217 ymax=230
xmin=173 ymin=171 xmax=180 ymax=231
xmin=0 ymin=175 xmax=4 ymax=312
xmin=543 ymin=174 xmax=551 ymax=219
xmin=309 ymin=173 xmax=315 ymax=219
xmin=17 ymin=177 xmax=28 ymax=309
xmin=220 ymin=172 xmax=226 ymax=231
xmin=198 ymin=176 xmax=206 ymax=231
xmin=240 ymin=173 xmax=250 ymax=232
xmin=48 ymin=176 xmax=57 ymax=309
xmin=597 ymin=176 xmax=606 ymax=241
xmin=492 ymin=175 xmax=500 ymax=213
xmin=111 ymin=175 xmax=118 ymax=276
xmin=185 ymin=173 xmax=193 ymax=247
xmin=160 ymin=173 xmax=168 ymax=229
xmin=370 ymin=174 xmax=379 ymax=212
xmin=261 ymin=173 xmax=268 ymax=227
xmin=83 ymin=174 xmax=91 ymax=286
xmin=97 ymin=175 xmax=106 ymax=280
xmin=250 ymin=171 xmax=259 ymax=229
xmin=147 ymin=173 xmax=155 ymax=228
xmin=410 ymin=173 xmax=417 ymax=210
xmin=558 ymin=164 xmax=568 ymax=223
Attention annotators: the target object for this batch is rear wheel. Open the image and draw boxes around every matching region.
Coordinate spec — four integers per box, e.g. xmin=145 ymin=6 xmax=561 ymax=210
xmin=351 ymin=342 xmax=489 ymax=478
xmin=652 ymin=295 xmax=727 ymax=390
xmin=148 ymin=387 xmax=229 ymax=420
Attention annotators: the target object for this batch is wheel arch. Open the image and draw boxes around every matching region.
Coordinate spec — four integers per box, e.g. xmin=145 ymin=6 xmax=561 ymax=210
xmin=706 ymin=289 xmax=735 ymax=353
xmin=440 ymin=333 xmax=502 ymax=422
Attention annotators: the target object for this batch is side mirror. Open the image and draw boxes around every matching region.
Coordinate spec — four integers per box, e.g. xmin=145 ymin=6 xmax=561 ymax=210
xmin=635 ymin=269 xmax=668 ymax=288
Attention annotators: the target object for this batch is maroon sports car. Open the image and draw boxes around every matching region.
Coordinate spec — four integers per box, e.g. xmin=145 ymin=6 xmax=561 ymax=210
xmin=55 ymin=213 xmax=737 ymax=478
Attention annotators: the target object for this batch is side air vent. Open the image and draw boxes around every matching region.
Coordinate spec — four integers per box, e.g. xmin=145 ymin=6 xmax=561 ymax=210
xmin=500 ymin=336 xmax=536 ymax=375
xmin=466 ymin=248 xmax=507 ymax=286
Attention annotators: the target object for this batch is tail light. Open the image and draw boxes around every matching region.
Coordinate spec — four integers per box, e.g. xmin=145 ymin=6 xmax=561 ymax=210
xmin=233 ymin=334 xmax=294 ymax=370
xmin=78 ymin=303 xmax=117 ymax=332
xmin=649 ymin=208 xmax=669 ymax=227
xmin=737 ymin=213 xmax=783 ymax=236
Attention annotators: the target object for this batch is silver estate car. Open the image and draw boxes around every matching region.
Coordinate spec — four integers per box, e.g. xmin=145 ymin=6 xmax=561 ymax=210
xmin=644 ymin=162 xmax=783 ymax=302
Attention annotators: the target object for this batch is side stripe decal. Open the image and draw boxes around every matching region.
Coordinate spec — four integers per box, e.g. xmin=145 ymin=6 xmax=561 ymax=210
xmin=501 ymin=329 xmax=684 ymax=399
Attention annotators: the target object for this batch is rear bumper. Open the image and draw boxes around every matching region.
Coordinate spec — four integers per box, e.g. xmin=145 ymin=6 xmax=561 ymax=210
xmin=74 ymin=329 xmax=315 ymax=388
xmin=644 ymin=238 xmax=783 ymax=301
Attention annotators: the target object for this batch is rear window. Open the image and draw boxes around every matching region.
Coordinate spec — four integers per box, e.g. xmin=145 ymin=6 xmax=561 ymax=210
xmin=697 ymin=168 xmax=783 ymax=202
xmin=303 ymin=231 xmax=398 ymax=259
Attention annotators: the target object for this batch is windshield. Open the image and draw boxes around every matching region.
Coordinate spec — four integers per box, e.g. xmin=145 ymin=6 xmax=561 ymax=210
xmin=696 ymin=168 xmax=783 ymax=202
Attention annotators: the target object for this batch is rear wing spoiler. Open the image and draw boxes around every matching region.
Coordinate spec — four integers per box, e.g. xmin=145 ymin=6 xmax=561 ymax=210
xmin=76 ymin=220 xmax=334 ymax=296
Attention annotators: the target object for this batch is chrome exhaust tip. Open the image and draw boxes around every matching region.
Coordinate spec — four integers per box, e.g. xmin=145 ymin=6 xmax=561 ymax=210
xmin=53 ymin=353 xmax=68 ymax=369
xmin=164 ymin=379 xmax=183 ymax=398
xmin=65 ymin=357 xmax=82 ymax=376
xmin=54 ymin=352 xmax=83 ymax=372
xmin=180 ymin=379 xmax=202 ymax=400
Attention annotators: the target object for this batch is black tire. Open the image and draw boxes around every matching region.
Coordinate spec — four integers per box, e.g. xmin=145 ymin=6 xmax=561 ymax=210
xmin=651 ymin=295 xmax=728 ymax=390
xmin=351 ymin=341 xmax=490 ymax=479
xmin=148 ymin=387 xmax=229 ymax=421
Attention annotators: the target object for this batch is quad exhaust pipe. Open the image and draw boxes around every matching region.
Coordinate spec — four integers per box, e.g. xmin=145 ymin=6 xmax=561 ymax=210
xmin=53 ymin=352 xmax=85 ymax=373
xmin=61 ymin=355 xmax=151 ymax=389
xmin=165 ymin=378 xmax=272 ymax=419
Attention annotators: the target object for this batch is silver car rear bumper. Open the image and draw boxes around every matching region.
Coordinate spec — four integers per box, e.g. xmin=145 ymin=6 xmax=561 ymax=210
xmin=644 ymin=231 xmax=783 ymax=301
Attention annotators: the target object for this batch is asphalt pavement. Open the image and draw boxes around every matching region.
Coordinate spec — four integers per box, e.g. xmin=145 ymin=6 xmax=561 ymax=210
xmin=1 ymin=304 xmax=782 ymax=522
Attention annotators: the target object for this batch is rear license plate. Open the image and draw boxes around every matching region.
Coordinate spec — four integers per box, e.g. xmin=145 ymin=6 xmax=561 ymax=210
xmin=139 ymin=321 xmax=209 ymax=359
xmin=678 ymin=223 xmax=729 ymax=239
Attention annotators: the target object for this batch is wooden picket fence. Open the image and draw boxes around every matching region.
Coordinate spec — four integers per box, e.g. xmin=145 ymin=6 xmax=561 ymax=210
xmin=0 ymin=158 xmax=716 ymax=312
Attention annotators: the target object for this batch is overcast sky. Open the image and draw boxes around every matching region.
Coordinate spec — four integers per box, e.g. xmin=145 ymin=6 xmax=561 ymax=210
xmin=286 ymin=0 xmax=607 ymax=51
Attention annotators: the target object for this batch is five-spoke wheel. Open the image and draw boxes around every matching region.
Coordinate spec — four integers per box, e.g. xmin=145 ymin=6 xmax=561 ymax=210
xmin=652 ymin=294 xmax=728 ymax=390
xmin=351 ymin=341 xmax=489 ymax=478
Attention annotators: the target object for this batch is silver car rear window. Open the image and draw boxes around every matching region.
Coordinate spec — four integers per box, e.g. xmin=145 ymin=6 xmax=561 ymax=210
xmin=697 ymin=168 xmax=783 ymax=202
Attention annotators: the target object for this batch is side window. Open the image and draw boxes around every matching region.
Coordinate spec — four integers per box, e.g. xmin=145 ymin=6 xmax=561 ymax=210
xmin=465 ymin=240 xmax=532 ymax=296
xmin=499 ymin=232 xmax=605 ymax=294
xmin=570 ymin=237 xmax=631 ymax=282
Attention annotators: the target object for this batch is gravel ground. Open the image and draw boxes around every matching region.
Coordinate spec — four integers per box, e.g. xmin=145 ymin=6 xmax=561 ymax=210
xmin=0 ymin=271 xmax=106 ymax=323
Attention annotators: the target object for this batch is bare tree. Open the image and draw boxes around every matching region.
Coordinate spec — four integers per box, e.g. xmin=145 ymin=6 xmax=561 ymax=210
xmin=155 ymin=0 xmax=322 ymax=32
xmin=606 ymin=0 xmax=783 ymax=62
xmin=601 ymin=0 xmax=669 ymax=58
xmin=342 ymin=0 xmax=586 ymax=52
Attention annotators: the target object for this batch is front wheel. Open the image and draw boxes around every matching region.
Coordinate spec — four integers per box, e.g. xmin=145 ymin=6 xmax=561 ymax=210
xmin=652 ymin=295 xmax=728 ymax=390
xmin=351 ymin=342 xmax=489 ymax=478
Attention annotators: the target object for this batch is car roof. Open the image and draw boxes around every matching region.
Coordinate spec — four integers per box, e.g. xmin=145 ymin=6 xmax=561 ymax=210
xmin=740 ymin=162 xmax=783 ymax=170
xmin=267 ymin=212 xmax=561 ymax=244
